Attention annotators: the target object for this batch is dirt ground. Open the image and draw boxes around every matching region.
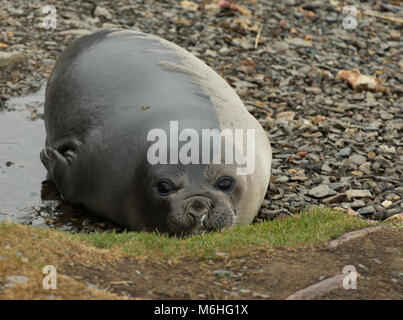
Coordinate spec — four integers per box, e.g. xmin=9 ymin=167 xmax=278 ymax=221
xmin=1 ymin=223 xmax=402 ymax=299
xmin=57 ymin=227 xmax=402 ymax=300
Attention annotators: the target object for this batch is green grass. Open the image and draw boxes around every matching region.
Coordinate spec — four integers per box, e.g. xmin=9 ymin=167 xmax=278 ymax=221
xmin=74 ymin=207 xmax=377 ymax=260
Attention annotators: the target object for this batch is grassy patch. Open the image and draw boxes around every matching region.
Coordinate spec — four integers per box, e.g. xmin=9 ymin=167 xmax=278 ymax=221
xmin=0 ymin=220 xmax=122 ymax=299
xmin=0 ymin=206 xmax=381 ymax=299
xmin=74 ymin=207 xmax=377 ymax=260
xmin=0 ymin=207 xmax=378 ymax=264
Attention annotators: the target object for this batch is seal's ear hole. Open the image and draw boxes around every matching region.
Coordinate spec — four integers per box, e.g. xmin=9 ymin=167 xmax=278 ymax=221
xmin=156 ymin=179 xmax=176 ymax=196
xmin=215 ymin=176 xmax=236 ymax=194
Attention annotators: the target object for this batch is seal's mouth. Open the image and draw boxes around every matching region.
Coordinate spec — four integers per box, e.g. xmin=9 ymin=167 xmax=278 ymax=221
xmin=166 ymin=195 xmax=235 ymax=236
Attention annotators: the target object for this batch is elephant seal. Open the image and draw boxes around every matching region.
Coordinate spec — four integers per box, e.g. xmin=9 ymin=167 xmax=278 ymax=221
xmin=41 ymin=29 xmax=272 ymax=235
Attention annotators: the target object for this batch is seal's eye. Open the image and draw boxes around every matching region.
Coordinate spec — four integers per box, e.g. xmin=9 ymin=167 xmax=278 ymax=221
xmin=215 ymin=176 xmax=235 ymax=193
xmin=157 ymin=180 xmax=175 ymax=196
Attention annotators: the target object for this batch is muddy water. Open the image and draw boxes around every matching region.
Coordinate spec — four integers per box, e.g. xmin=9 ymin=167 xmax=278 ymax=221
xmin=0 ymin=86 xmax=46 ymax=222
xmin=0 ymin=87 xmax=120 ymax=232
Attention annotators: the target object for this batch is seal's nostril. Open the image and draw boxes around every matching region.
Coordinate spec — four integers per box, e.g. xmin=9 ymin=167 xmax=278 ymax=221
xmin=187 ymin=205 xmax=208 ymax=227
xmin=186 ymin=197 xmax=211 ymax=227
xmin=188 ymin=207 xmax=207 ymax=219
xmin=193 ymin=200 xmax=204 ymax=210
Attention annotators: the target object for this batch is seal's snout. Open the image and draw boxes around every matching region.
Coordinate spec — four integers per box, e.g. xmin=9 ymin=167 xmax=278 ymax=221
xmin=185 ymin=197 xmax=210 ymax=227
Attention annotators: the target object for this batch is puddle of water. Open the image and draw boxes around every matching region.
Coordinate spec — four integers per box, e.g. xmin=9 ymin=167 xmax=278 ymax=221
xmin=0 ymin=86 xmax=120 ymax=232
xmin=0 ymin=86 xmax=46 ymax=220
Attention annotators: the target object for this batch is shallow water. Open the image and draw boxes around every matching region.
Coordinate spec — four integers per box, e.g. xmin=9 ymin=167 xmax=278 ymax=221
xmin=0 ymin=86 xmax=46 ymax=222
xmin=0 ymin=87 xmax=119 ymax=232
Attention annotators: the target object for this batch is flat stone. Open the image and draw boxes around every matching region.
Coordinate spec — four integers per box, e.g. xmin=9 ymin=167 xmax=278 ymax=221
xmin=358 ymin=264 xmax=369 ymax=272
xmin=94 ymin=6 xmax=112 ymax=19
xmin=308 ymin=185 xmax=337 ymax=198
xmin=346 ymin=189 xmax=373 ymax=200
xmin=381 ymin=200 xmax=393 ymax=208
xmin=321 ymin=163 xmax=332 ymax=174
xmin=328 ymin=226 xmax=383 ymax=249
xmin=348 ymin=154 xmax=367 ymax=165
xmin=276 ymin=111 xmax=295 ymax=121
xmin=288 ymin=38 xmax=312 ymax=47
xmin=359 ymin=162 xmax=371 ymax=174
xmin=219 ymin=47 xmax=231 ymax=56
xmin=252 ymin=292 xmax=269 ymax=298
xmin=386 ymin=193 xmax=400 ymax=201
xmin=347 ymin=208 xmax=358 ymax=217
xmin=276 ymin=176 xmax=290 ymax=182
xmin=286 ymin=273 xmax=359 ymax=300
xmin=357 ymin=206 xmax=375 ymax=215
xmin=379 ymin=145 xmax=396 ymax=154
xmin=328 ymin=182 xmax=346 ymax=191
xmin=351 ymin=200 xmax=366 ymax=209
xmin=337 ymin=147 xmax=351 ymax=157
xmin=5 ymin=275 xmax=28 ymax=288
xmin=323 ymin=193 xmax=347 ymax=204
xmin=239 ymin=289 xmax=251 ymax=294
xmin=213 ymin=270 xmax=233 ymax=276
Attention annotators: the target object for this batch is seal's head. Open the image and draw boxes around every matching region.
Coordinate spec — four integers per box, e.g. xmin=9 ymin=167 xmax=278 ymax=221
xmin=139 ymin=163 xmax=248 ymax=236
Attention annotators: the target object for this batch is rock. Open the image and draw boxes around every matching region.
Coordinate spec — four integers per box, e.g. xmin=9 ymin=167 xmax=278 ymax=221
xmin=276 ymin=176 xmax=290 ymax=182
xmin=288 ymin=38 xmax=312 ymax=47
xmin=94 ymin=6 xmax=112 ymax=20
xmin=323 ymin=193 xmax=347 ymax=204
xmin=215 ymin=252 xmax=228 ymax=257
xmin=387 ymin=208 xmax=402 ymax=217
xmin=346 ymin=189 xmax=373 ymax=200
xmin=252 ymin=292 xmax=269 ymax=298
xmin=321 ymin=163 xmax=332 ymax=174
xmin=219 ymin=47 xmax=231 ymax=56
xmin=357 ymin=206 xmax=375 ymax=215
xmin=381 ymin=200 xmax=393 ymax=208
xmin=328 ymin=182 xmax=346 ymax=191
xmin=386 ymin=193 xmax=400 ymax=201
xmin=328 ymin=226 xmax=383 ymax=249
xmin=286 ymin=273 xmax=357 ymax=300
xmin=239 ymin=289 xmax=251 ymax=294
xmin=260 ymin=209 xmax=283 ymax=219
xmin=358 ymin=264 xmax=368 ymax=272
xmin=5 ymin=275 xmax=28 ymax=288
xmin=348 ymin=154 xmax=367 ymax=165
xmin=337 ymin=147 xmax=351 ymax=157
xmin=180 ymin=1 xmax=199 ymax=11
xmin=351 ymin=200 xmax=366 ymax=209
xmin=379 ymin=145 xmax=396 ymax=154
xmin=347 ymin=208 xmax=358 ymax=217
xmin=0 ymin=52 xmax=27 ymax=68
xmin=276 ymin=111 xmax=295 ymax=121
xmin=359 ymin=162 xmax=371 ymax=175
xmin=308 ymin=185 xmax=337 ymax=198
xmin=213 ymin=270 xmax=233 ymax=277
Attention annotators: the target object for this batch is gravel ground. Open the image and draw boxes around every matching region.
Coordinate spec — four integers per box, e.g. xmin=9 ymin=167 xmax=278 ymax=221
xmin=0 ymin=0 xmax=402 ymax=229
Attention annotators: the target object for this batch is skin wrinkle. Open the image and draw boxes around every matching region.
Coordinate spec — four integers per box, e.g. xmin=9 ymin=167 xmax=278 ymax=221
xmin=142 ymin=49 xmax=175 ymax=54
xmin=156 ymin=60 xmax=206 ymax=79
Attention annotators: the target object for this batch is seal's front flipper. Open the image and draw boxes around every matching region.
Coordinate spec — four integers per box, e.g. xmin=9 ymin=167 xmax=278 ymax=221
xmin=40 ymin=147 xmax=68 ymax=172
xmin=40 ymin=147 xmax=74 ymax=200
